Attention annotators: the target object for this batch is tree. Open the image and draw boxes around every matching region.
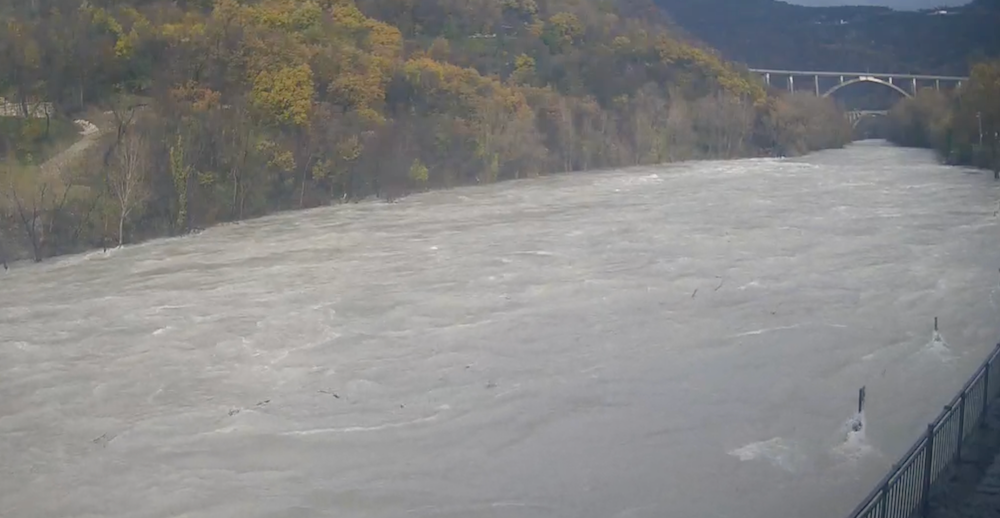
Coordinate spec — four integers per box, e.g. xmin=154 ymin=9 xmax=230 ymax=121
xmin=0 ymin=19 xmax=45 ymax=120
xmin=885 ymin=60 xmax=1000 ymax=173
xmin=965 ymin=61 xmax=1000 ymax=174
xmin=251 ymin=64 xmax=314 ymax=127
xmin=662 ymin=92 xmax=697 ymax=162
xmin=543 ymin=12 xmax=583 ymax=53
xmin=0 ymin=159 xmax=67 ymax=262
xmin=107 ymin=126 xmax=148 ymax=246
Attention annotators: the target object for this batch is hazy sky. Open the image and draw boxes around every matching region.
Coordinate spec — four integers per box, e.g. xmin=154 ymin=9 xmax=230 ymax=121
xmin=790 ymin=0 xmax=967 ymax=8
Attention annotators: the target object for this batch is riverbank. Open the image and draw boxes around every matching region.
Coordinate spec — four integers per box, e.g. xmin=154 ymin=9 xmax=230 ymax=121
xmin=884 ymin=60 xmax=1000 ymax=174
xmin=0 ymin=115 xmax=852 ymax=267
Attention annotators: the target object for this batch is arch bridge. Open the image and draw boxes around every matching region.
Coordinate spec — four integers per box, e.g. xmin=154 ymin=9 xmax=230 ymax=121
xmin=747 ymin=69 xmax=968 ymax=98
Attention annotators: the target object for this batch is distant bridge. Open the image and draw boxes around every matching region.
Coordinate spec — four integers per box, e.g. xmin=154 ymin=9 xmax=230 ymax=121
xmin=747 ymin=69 xmax=968 ymax=98
xmin=847 ymin=110 xmax=887 ymax=127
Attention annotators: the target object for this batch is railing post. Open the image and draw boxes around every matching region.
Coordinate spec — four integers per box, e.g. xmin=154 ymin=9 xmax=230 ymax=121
xmin=879 ymin=483 xmax=890 ymax=518
xmin=984 ymin=358 xmax=991 ymax=428
xmin=958 ymin=393 xmax=966 ymax=461
xmin=922 ymin=424 xmax=935 ymax=517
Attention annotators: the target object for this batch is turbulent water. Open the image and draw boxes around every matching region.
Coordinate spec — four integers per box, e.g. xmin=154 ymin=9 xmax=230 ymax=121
xmin=2 ymin=140 xmax=1000 ymax=518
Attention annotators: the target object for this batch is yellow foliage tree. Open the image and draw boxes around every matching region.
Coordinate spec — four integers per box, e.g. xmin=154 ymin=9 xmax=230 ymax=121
xmin=251 ymin=64 xmax=315 ymax=126
xmin=545 ymin=12 xmax=583 ymax=51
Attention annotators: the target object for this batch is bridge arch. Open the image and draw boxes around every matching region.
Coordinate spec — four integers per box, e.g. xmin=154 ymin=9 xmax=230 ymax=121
xmin=823 ymin=77 xmax=911 ymax=99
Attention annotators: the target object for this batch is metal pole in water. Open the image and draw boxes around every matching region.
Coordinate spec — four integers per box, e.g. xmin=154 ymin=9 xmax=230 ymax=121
xmin=935 ymin=317 xmax=939 ymax=332
xmin=850 ymin=386 xmax=866 ymax=432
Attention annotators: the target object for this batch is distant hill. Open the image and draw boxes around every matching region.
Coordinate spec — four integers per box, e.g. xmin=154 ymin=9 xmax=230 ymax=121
xmin=652 ymin=0 xmax=1000 ymax=75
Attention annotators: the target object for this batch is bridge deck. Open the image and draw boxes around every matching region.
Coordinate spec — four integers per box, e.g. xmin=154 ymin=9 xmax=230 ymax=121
xmin=748 ymin=69 xmax=968 ymax=81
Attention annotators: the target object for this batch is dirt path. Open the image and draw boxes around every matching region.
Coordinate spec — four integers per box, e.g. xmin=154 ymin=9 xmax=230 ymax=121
xmin=39 ymin=118 xmax=102 ymax=180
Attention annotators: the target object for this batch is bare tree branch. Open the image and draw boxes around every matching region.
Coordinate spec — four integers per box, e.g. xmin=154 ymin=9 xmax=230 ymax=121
xmin=107 ymin=125 xmax=149 ymax=247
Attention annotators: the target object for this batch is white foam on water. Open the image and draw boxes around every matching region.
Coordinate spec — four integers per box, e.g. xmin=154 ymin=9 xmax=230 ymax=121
xmin=599 ymin=173 xmax=663 ymax=189
xmin=832 ymin=411 xmax=876 ymax=462
xmin=43 ymin=245 xmax=122 ymax=270
xmin=728 ymin=437 xmax=801 ymax=472
xmin=731 ymin=324 xmax=804 ymax=338
xmin=925 ymin=330 xmax=955 ymax=362
xmin=281 ymin=413 xmax=442 ymax=436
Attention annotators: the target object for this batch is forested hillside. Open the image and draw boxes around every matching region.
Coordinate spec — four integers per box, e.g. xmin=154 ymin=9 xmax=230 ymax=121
xmin=884 ymin=60 xmax=1000 ymax=173
xmin=653 ymin=0 xmax=1000 ymax=75
xmin=0 ymin=0 xmax=850 ymax=263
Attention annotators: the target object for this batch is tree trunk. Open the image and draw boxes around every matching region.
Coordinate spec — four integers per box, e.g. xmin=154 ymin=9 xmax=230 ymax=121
xmin=0 ymin=233 xmax=8 ymax=270
xmin=185 ymin=167 xmax=195 ymax=231
xmin=70 ymin=193 xmax=102 ymax=249
xmin=230 ymin=125 xmax=250 ymax=220
xmin=299 ymin=169 xmax=308 ymax=208
xmin=9 ymin=189 xmax=43 ymax=262
xmin=24 ymin=209 xmax=41 ymax=263
xmin=232 ymin=174 xmax=240 ymax=217
xmin=118 ymin=212 xmax=125 ymax=247
xmin=78 ymin=71 xmax=86 ymax=111
xmin=17 ymin=84 xmax=29 ymax=120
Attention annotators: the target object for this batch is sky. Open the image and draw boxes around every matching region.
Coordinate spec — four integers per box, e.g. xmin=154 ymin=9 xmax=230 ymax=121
xmin=790 ymin=0 xmax=967 ymax=8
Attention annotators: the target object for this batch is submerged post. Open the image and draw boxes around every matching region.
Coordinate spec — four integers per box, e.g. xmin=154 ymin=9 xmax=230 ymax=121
xmin=850 ymin=386 xmax=866 ymax=432
xmin=935 ymin=317 xmax=939 ymax=332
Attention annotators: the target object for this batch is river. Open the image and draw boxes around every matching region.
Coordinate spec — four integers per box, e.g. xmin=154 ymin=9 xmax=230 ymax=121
xmin=2 ymin=140 xmax=999 ymax=518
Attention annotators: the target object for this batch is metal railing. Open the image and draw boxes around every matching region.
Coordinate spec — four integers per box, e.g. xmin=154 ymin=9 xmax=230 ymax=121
xmin=847 ymin=342 xmax=1000 ymax=518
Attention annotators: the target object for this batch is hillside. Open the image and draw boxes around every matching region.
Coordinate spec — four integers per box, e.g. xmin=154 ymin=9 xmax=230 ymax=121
xmin=0 ymin=0 xmax=850 ymax=263
xmin=652 ymin=0 xmax=1000 ymax=74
